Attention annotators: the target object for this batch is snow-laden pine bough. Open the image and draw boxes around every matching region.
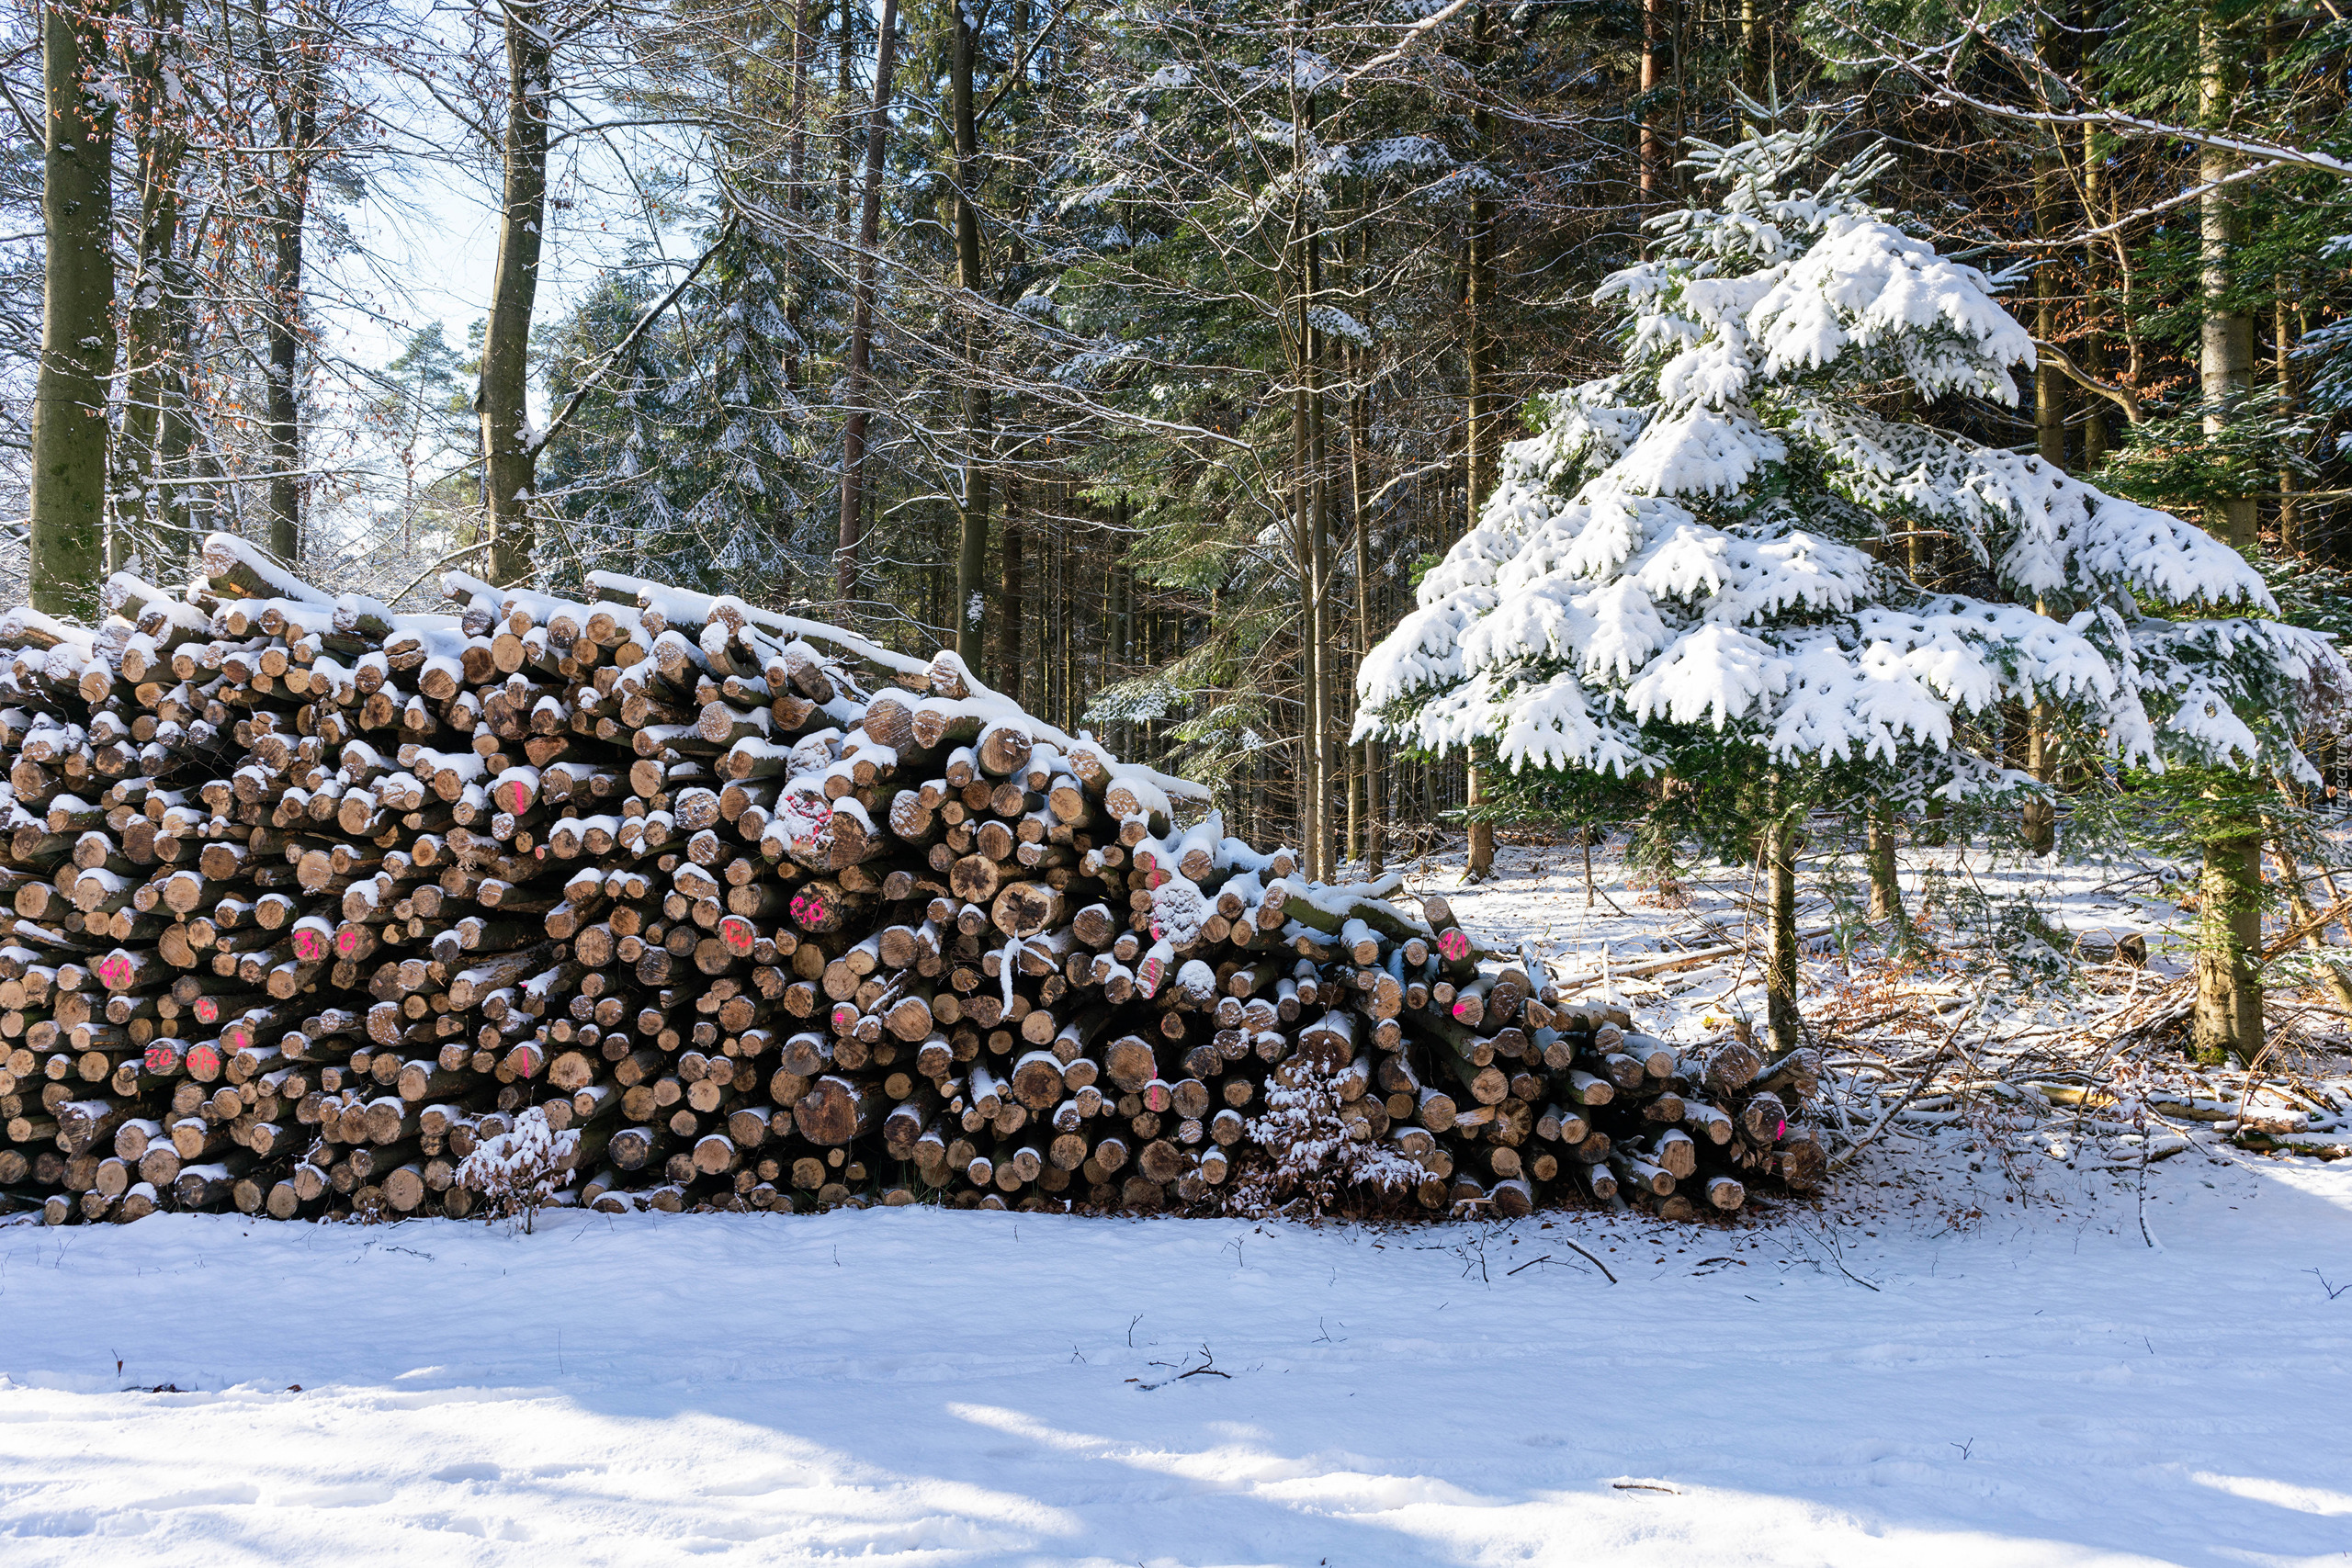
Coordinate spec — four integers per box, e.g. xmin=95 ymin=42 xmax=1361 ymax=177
xmin=1354 ymin=123 xmax=2347 ymax=1068
xmin=0 ymin=541 xmax=1829 ymax=1225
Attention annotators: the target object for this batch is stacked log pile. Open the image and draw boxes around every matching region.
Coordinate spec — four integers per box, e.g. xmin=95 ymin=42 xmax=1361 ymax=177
xmin=0 ymin=536 xmax=1826 ymax=1225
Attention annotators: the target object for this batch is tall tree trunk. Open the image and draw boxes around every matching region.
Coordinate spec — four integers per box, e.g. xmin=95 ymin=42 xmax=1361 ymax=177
xmin=262 ymin=4 xmax=321 ymax=566
xmin=1639 ymin=0 xmax=1661 ymax=205
xmin=480 ymin=0 xmax=551 ymax=586
xmin=2199 ymin=6 xmax=2256 ymax=549
xmin=111 ymin=0 xmax=187 ymax=577
xmin=950 ymin=0 xmax=993 ymax=663
xmin=1866 ymin=800 xmax=1903 ymax=927
xmin=2192 ymin=829 xmax=2265 ymax=1063
xmin=1739 ymin=0 xmax=1766 ymax=116
xmin=832 ymin=0 xmax=856 ymax=231
xmin=780 ymin=0 xmax=813 ymax=389
xmin=2033 ymin=163 xmax=2065 ymax=467
xmin=30 ymin=0 xmax=119 ymax=617
xmin=1348 ymin=351 xmax=1382 ymax=874
xmin=2275 ymin=290 xmax=2300 ymax=553
xmin=2187 ymin=6 xmax=2264 ymax=1064
xmin=995 ymin=471 xmax=1023 ymax=701
xmin=1305 ymin=256 xmax=1335 ymax=883
xmin=2022 ymin=699 xmax=2057 ymax=856
xmin=834 ymin=0 xmax=901 ymax=608
xmin=1764 ymin=785 xmax=1802 ymax=1054
xmin=2267 ymin=21 xmax=2298 ymax=552
xmin=1463 ymin=92 xmax=1497 ymax=881
xmin=1763 ymin=792 xmax=1804 ymax=1053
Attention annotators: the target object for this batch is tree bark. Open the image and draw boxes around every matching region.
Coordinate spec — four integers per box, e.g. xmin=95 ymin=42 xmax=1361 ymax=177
xmin=834 ymin=0 xmax=901 ymax=609
xmin=1639 ymin=0 xmax=1662 ymax=206
xmin=1866 ymin=800 xmax=1901 ymax=927
xmin=950 ymin=0 xmax=993 ymax=664
xmin=1465 ymin=761 xmax=1494 ymax=880
xmin=111 ymin=0 xmax=187 ymax=577
xmin=2022 ymin=700 xmax=2057 ymax=856
xmin=1764 ymin=789 xmax=1801 ymax=1055
xmin=480 ymin=0 xmax=551 ymax=586
xmin=1463 ymin=66 xmax=1497 ymax=882
xmin=2275 ymin=289 xmax=2300 ymax=553
xmin=1348 ymin=350 xmax=1383 ymax=875
xmin=261 ymin=0 xmax=322 ymax=566
xmin=1306 ymin=245 xmax=1336 ymax=885
xmin=2191 ymin=829 xmax=2264 ymax=1064
xmin=995 ymin=473 xmax=1023 ymax=702
xmin=781 ymin=0 xmax=813 ymax=389
xmin=30 ymin=0 xmax=119 ymax=618
xmin=1739 ymin=0 xmax=1766 ymax=123
xmin=2199 ymin=6 xmax=2256 ymax=548
xmin=2033 ymin=153 xmax=2065 ymax=468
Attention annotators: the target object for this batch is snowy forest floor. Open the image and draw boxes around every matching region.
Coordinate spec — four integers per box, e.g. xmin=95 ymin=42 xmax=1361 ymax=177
xmin=6 ymin=829 xmax=2352 ymax=1566
xmin=2 ymin=1149 xmax=2347 ymax=1566
xmin=1383 ymin=822 xmax=2350 ymax=1072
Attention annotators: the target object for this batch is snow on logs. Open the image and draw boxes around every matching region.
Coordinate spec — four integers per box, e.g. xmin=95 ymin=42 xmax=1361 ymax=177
xmin=0 ymin=537 xmax=1826 ymax=1224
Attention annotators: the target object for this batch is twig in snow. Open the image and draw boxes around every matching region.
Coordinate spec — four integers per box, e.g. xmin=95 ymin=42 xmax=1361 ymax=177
xmin=2309 ymin=1268 xmax=2351 ymax=1301
xmin=1791 ymin=1222 xmax=1882 ymax=1292
xmin=1561 ymin=1239 xmax=1617 ymax=1283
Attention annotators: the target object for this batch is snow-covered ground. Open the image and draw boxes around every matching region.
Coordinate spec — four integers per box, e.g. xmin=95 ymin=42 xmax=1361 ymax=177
xmin=4 ymin=1135 xmax=2349 ymax=1566
xmin=1374 ymin=826 xmax=2352 ymax=1073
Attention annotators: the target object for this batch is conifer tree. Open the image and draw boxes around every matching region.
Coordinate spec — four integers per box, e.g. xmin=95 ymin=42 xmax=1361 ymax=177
xmin=1358 ymin=126 xmax=2345 ymax=1055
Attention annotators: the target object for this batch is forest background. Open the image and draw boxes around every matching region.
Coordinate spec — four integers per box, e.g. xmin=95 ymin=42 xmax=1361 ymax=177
xmin=7 ymin=0 xmax=2349 ymax=895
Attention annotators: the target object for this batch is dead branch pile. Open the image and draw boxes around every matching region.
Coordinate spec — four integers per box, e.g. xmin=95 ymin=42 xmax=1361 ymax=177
xmin=0 ymin=536 xmax=1828 ymax=1224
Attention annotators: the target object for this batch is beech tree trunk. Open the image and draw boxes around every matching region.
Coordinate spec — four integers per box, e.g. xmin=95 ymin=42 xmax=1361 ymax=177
xmin=480 ymin=0 xmax=551 ymax=586
xmin=835 ymin=0 xmax=901 ymax=608
xmin=30 ymin=0 xmax=118 ymax=618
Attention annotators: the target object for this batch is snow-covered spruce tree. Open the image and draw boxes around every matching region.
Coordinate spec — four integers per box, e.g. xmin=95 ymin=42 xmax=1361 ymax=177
xmin=1356 ymin=126 xmax=2344 ymax=1060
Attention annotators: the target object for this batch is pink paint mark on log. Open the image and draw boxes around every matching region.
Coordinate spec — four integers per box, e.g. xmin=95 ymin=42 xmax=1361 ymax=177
xmin=719 ymin=917 xmax=755 ymax=955
xmin=194 ymin=998 xmax=220 ymax=1025
xmin=1439 ymin=930 xmax=1470 ymax=962
xmin=292 ymin=929 xmax=325 ymax=963
xmin=335 ymin=928 xmax=363 ymax=957
xmin=97 ymin=954 xmax=132 ymax=989
xmin=142 ymin=1043 xmax=176 ymax=1073
xmin=1143 ymin=1080 xmax=1171 ymax=1112
xmin=187 ymin=1044 xmax=220 ymax=1079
